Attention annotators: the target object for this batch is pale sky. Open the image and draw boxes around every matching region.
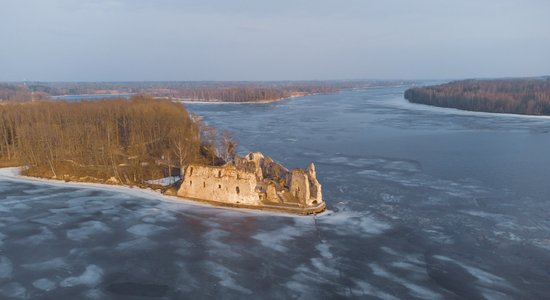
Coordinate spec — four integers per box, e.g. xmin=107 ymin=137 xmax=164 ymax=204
xmin=1 ymin=0 xmax=549 ymax=81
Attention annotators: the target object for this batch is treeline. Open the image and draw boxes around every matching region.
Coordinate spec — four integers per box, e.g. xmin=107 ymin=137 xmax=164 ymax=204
xmin=404 ymin=78 xmax=550 ymax=115
xmin=156 ymin=84 xmax=339 ymax=102
xmin=25 ymin=81 xmax=358 ymax=99
xmin=0 ymin=96 xmax=228 ymax=184
xmin=0 ymin=84 xmax=48 ymax=102
xmin=1 ymin=80 xmax=415 ymax=103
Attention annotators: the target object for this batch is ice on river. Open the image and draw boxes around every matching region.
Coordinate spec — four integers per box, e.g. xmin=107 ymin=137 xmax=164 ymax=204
xmin=1 ymin=85 xmax=550 ymax=298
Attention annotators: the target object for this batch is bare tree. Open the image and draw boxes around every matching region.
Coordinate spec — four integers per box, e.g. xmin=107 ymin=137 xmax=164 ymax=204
xmin=220 ymin=131 xmax=237 ymax=163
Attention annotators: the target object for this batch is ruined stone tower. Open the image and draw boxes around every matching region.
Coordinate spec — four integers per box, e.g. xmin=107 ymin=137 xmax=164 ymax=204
xmin=177 ymin=152 xmax=325 ymax=214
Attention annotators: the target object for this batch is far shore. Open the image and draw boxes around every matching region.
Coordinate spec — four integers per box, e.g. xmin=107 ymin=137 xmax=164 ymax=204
xmin=51 ymin=93 xmax=134 ymax=99
xmin=160 ymin=93 xmax=311 ymax=104
xmin=400 ymin=97 xmax=550 ymax=119
xmin=0 ymin=167 xmax=328 ymax=217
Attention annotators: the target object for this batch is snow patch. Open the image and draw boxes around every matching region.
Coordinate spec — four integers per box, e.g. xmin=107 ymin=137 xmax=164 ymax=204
xmin=380 ymin=246 xmax=399 ymax=256
xmin=319 ymin=211 xmax=391 ymax=236
xmin=21 ymin=257 xmax=68 ymax=271
xmin=206 ymin=262 xmax=252 ymax=294
xmin=253 ymin=225 xmax=305 ymax=252
xmin=310 ymin=257 xmax=339 ymax=276
xmin=0 ymin=282 xmax=27 ymax=299
xmin=16 ymin=226 xmax=56 ymax=245
xmin=83 ymin=288 xmax=107 ymax=299
xmin=480 ymin=287 xmax=515 ymax=300
xmin=60 ymin=265 xmax=103 ymax=287
xmin=67 ymin=221 xmax=111 ymax=241
xmin=369 ymin=263 xmax=442 ymax=299
xmin=433 ymin=255 xmax=507 ymax=287
xmin=352 ymin=280 xmax=400 ymax=300
xmin=315 ymin=243 xmax=333 ymax=259
xmin=116 ymin=237 xmax=158 ymax=251
xmin=0 ymin=256 xmax=13 ymax=279
xmin=127 ymin=224 xmax=166 ymax=237
xmin=390 ymin=96 xmax=550 ymax=120
xmin=32 ymin=278 xmax=57 ymax=291
xmin=0 ymin=167 xmax=21 ymax=177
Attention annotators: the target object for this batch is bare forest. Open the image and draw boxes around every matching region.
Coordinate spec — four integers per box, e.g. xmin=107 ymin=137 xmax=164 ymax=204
xmin=404 ymin=78 xmax=550 ymax=115
xmin=0 ymin=96 xmax=230 ymax=185
xmin=0 ymin=80 xmax=412 ymax=103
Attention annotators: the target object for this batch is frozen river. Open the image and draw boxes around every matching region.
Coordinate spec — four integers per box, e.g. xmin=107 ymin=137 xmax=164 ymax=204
xmin=1 ymin=85 xmax=550 ymax=299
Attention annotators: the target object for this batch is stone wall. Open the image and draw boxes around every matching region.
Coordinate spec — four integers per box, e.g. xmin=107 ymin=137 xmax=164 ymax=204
xmin=177 ymin=152 xmax=324 ymax=212
xmin=177 ymin=164 xmax=261 ymax=206
xmin=306 ymin=163 xmax=323 ymax=206
xmin=289 ymin=169 xmax=310 ymax=207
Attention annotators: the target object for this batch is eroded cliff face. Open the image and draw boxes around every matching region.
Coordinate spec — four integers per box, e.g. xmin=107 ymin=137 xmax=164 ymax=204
xmin=177 ymin=152 xmax=324 ymax=213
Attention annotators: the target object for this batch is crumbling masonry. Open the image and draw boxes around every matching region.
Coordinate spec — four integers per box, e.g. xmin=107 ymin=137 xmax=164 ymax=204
xmin=177 ymin=152 xmax=325 ymax=214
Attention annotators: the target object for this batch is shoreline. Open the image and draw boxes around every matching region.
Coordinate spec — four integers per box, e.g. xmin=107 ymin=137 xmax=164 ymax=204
xmin=396 ymin=97 xmax=550 ymax=119
xmin=51 ymin=93 xmax=133 ymax=99
xmin=0 ymin=167 xmax=327 ymax=217
xmin=167 ymin=94 xmax=308 ymax=104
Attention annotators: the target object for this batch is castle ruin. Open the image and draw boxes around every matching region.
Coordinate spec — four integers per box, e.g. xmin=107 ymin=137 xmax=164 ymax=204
xmin=177 ymin=152 xmax=325 ymax=214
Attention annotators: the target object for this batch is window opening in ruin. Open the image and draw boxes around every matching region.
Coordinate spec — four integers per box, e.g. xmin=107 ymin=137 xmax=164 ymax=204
xmin=190 ymin=180 xmax=192 ymax=186
xmin=190 ymin=167 xmax=193 ymax=176
xmin=218 ymin=184 xmax=221 ymax=189
xmin=218 ymin=170 xmax=222 ymax=177
xmin=236 ymin=186 xmax=240 ymax=194
xmin=203 ymin=182 xmax=206 ymax=188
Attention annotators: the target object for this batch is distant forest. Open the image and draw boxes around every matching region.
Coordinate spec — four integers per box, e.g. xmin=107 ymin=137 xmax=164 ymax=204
xmin=0 ymin=84 xmax=49 ymax=102
xmin=0 ymin=96 xmax=230 ymax=185
xmin=404 ymin=78 xmax=550 ymax=115
xmin=0 ymin=80 xmax=412 ymax=103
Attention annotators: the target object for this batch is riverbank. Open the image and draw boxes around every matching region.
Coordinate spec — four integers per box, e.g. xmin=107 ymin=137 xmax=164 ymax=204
xmin=397 ymin=96 xmax=550 ymax=119
xmin=404 ymin=78 xmax=550 ymax=116
xmin=0 ymin=167 xmax=326 ymax=216
xmin=166 ymin=93 xmax=310 ymax=104
xmin=51 ymin=93 xmax=133 ymax=100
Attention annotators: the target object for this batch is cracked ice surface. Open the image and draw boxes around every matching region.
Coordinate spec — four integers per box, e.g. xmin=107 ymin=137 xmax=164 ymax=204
xmin=1 ymin=85 xmax=550 ymax=299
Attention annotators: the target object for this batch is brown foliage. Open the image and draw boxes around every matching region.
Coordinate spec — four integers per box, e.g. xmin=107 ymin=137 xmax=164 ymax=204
xmin=0 ymin=96 xmax=213 ymax=184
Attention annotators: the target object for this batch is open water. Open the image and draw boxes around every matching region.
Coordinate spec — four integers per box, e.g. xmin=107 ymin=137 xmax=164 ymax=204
xmin=1 ymin=85 xmax=550 ymax=299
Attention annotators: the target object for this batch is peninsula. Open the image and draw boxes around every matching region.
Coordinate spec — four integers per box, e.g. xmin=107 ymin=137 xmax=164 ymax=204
xmin=404 ymin=77 xmax=550 ymax=116
xmin=0 ymin=96 xmax=325 ymax=214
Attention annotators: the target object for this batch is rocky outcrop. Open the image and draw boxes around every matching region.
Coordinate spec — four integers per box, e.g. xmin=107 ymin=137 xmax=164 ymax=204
xmin=177 ymin=152 xmax=325 ymax=214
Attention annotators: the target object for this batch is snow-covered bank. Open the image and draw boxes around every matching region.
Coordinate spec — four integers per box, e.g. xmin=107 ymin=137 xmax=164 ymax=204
xmin=170 ymin=94 xmax=303 ymax=105
xmin=0 ymin=167 xmax=313 ymax=218
xmin=392 ymin=96 xmax=550 ymax=120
